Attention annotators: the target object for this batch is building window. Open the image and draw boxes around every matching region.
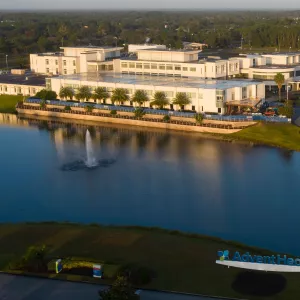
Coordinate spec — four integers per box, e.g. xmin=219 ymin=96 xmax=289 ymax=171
xmin=174 ymin=65 xmax=181 ymax=71
xmin=183 ymin=67 xmax=188 ymax=71
xmin=130 ymin=101 xmax=133 ymax=106
xmin=232 ymin=92 xmax=235 ymax=100
xmin=55 ymin=60 xmax=58 ymax=65
xmin=74 ymin=69 xmax=76 ymax=74
xmin=14 ymin=87 xmax=16 ymax=93
xmin=166 ymin=65 xmax=173 ymax=70
xmin=121 ymin=62 xmax=128 ymax=68
xmin=18 ymin=87 xmax=21 ymax=94
xmin=129 ymin=63 xmax=135 ymax=68
xmin=218 ymin=108 xmax=221 ymax=113
xmin=56 ymin=68 xmax=59 ymax=74
xmin=73 ymin=60 xmax=76 ymax=66
xmin=46 ymin=68 xmax=50 ymax=73
xmin=64 ymin=69 xmax=67 ymax=75
xmin=46 ymin=59 xmax=49 ymax=65
xmin=151 ymin=64 xmax=157 ymax=69
xmin=242 ymin=87 xmax=247 ymax=99
xmin=190 ymin=67 xmax=196 ymax=72
xmin=32 ymin=88 xmax=36 ymax=94
xmin=143 ymin=64 xmax=150 ymax=69
xmin=192 ymin=105 xmax=195 ymax=111
xmin=63 ymin=60 xmax=67 ymax=66
xmin=159 ymin=65 xmax=165 ymax=70
xmin=136 ymin=63 xmax=142 ymax=69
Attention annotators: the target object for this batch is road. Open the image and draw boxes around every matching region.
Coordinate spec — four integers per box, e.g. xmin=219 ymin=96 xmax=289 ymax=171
xmin=0 ymin=273 xmax=227 ymax=300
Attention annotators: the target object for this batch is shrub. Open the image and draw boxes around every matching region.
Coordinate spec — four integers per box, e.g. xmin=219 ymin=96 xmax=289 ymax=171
xmin=195 ymin=113 xmax=204 ymax=124
xmin=162 ymin=115 xmax=171 ymax=122
xmin=134 ymin=107 xmax=146 ymax=119
xmin=110 ymin=109 xmax=117 ymax=116
xmin=278 ymin=105 xmax=293 ymax=118
xmin=64 ymin=105 xmax=71 ymax=111
xmin=85 ymin=105 xmax=94 ymax=113
xmin=40 ymin=100 xmax=46 ymax=109
xmin=120 ymin=264 xmax=155 ymax=286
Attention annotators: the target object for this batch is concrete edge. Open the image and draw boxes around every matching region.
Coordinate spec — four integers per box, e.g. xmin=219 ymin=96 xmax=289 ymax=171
xmin=0 ymin=271 xmax=247 ymax=300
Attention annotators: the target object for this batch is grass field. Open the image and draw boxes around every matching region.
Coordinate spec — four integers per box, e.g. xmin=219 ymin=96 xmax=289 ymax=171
xmin=229 ymin=122 xmax=300 ymax=151
xmin=0 ymin=223 xmax=300 ymax=299
xmin=0 ymin=95 xmax=24 ymax=113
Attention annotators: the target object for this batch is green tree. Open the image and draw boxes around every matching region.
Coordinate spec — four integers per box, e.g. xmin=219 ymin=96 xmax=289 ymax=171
xmin=111 ymin=88 xmax=129 ymax=105
xmin=151 ymin=92 xmax=169 ymax=109
xmin=274 ymin=73 xmax=285 ymax=101
xmin=172 ymin=92 xmax=191 ymax=110
xmin=195 ymin=113 xmax=204 ymax=124
xmin=98 ymin=276 xmax=139 ymax=300
xmin=92 ymin=87 xmax=109 ymax=104
xmin=76 ymin=86 xmax=92 ymax=102
xmin=59 ymin=87 xmax=75 ymax=100
xmin=35 ymin=89 xmax=57 ymax=100
xmin=132 ymin=90 xmax=149 ymax=107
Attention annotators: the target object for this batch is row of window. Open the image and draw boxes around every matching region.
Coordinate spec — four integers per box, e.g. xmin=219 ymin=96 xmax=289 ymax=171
xmin=45 ymin=59 xmax=76 ymax=67
xmin=0 ymin=85 xmax=36 ymax=94
xmin=121 ymin=62 xmax=197 ymax=72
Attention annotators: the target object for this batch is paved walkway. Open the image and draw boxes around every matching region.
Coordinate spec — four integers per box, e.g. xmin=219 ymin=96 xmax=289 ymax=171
xmin=0 ymin=273 xmax=232 ymax=300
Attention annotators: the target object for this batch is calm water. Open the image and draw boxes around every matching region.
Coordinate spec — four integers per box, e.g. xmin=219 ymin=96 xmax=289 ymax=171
xmin=0 ymin=113 xmax=300 ymax=254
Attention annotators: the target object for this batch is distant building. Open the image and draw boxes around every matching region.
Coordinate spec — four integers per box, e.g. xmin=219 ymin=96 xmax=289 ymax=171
xmin=114 ymin=49 xmax=240 ymax=79
xmin=128 ymin=44 xmax=167 ymax=53
xmin=183 ymin=42 xmax=208 ymax=51
xmin=30 ymin=46 xmax=124 ymax=76
xmin=0 ymin=73 xmax=45 ymax=96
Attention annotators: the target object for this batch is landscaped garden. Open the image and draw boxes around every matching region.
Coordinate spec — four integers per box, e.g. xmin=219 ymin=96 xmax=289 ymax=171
xmin=1 ymin=223 xmax=300 ymax=299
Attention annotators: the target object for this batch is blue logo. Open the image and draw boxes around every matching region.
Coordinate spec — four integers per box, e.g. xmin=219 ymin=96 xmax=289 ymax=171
xmin=217 ymin=250 xmax=300 ymax=267
xmin=218 ymin=250 xmax=229 ymax=261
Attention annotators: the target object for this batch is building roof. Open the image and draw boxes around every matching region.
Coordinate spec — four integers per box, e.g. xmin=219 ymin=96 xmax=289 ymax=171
xmin=53 ymin=72 xmax=260 ymax=90
xmin=137 ymin=49 xmax=200 ymax=53
xmin=250 ymin=65 xmax=298 ymax=70
xmin=0 ymin=73 xmax=46 ymax=86
xmin=262 ymin=52 xmax=300 ymax=56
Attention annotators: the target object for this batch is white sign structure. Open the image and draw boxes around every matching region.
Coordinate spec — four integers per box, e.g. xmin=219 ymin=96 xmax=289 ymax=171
xmin=216 ymin=260 xmax=300 ymax=272
xmin=216 ymin=250 xmax=300 ymax=272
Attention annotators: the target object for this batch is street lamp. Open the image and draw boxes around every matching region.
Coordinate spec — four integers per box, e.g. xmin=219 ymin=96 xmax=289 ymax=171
xmin=113 ymin=37 xmax=118 ymax=48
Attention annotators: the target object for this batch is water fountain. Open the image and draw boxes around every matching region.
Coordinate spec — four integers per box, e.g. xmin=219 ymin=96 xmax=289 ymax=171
xmin=85 ymin=129 xmax=98 ymax=168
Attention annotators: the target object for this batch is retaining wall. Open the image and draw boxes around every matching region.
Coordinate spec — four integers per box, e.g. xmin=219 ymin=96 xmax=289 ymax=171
xmin=16 ymin=108 xmax=241 ymax=134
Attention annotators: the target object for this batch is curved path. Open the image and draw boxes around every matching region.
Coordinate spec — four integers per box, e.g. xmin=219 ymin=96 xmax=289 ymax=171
xmin=0 ymin=273 xmax=240 ymax=300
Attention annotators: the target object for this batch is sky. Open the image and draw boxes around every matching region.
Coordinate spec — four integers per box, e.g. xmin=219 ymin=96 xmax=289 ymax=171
xmin=1 ymin=0 xmax=300 ymax=10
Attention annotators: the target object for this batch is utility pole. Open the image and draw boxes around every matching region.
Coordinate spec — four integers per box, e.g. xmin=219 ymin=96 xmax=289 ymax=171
xmin=241 ymin=35 xmax=243 ymax=50
xmin=5 ymin=54 xmax=8 ymax=70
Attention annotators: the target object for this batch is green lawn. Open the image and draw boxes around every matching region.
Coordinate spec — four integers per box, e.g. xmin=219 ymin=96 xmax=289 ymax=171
xmin=1 ymin=223 xmax=300 ymax=299
xmin=0 ymin=95 xmax=24 ymax=113
xmin=230 ymin=122 xmax=300 ymax=151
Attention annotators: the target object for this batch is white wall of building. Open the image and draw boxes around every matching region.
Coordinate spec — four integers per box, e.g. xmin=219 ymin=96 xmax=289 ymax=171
xmin=0 ymin=83 xmax=44 ymax=96
xmin=128 ymin=44 xmax=167 ymax=53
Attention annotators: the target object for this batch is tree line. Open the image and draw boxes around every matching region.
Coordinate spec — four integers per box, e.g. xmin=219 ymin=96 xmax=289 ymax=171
xmin=37 ymin=86 xmax=192 ymax=110
xmin=2 ymin=10 xmax=300 ymax=63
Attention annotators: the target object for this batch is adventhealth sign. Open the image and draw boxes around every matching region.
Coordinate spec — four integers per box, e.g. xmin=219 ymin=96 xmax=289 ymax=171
xmin=216 ymin=250 xmax=300 ymax=272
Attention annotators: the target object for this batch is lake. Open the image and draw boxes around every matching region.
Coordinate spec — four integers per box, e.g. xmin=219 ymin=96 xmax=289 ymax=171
xmin=1 ymin=113 xmax=300 ymax=254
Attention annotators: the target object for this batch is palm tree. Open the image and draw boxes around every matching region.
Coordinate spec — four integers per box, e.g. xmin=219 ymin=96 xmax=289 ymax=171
xmin=75 ymin=86 xmax=92 ymax=102
xmin=92 ymin=87 xmax=109 ymax=104
xmin=111 ymin=88 xmax=129 ymax=105
xmin=274 ymin=73 xmax=285 ymax=101
xmin=172 ymin=92 xmax=191 ymax=110
xmin=195 ymin=113 xmax=204 ymax=124
xmin=59 ymin=87 xmax=75 ymax=100
xmin=151 ymin=92 xmax=169 ymax=109
xmin=132 ymin=90 xmax=149 ymax=107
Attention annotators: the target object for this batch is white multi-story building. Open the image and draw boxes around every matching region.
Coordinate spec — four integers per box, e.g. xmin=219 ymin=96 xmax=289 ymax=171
xmin=113 ymin=49 xmax=240 ymax=79
xmin=49 ymin=73 xmax=265 ymax=114
xmin=30 ymin=46 xmax=123 ymax=76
